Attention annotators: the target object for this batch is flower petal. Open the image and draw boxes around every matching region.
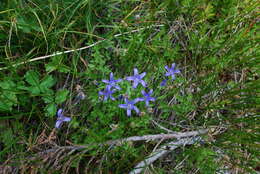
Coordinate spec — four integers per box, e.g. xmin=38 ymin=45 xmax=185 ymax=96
xmin=126 ymin=76 xmax=135 ymax=81
xmin=102 ymin=79 xmax=110 ymax=83
xmin=134 ymin=98 xmax=142 ymax=103
xmin=115 ymin=79 xmax=123 ymax=83
xmin=98 ymin=91 xmax=104 ymax=96
xmin=110 ymin=72 xmax=114 ymax=80
xmin=57 ymin=109 xmax=63 ymax=117
xmin=139 ymin=72 xmax=146 ymax=78
xmin=133 ymin=106 xmax=139 ymax=114
xmin=171 ymin=74 xmax=176 ymax=80
xmin=55 ymin=120 xmax=63 ymax=129
xmin=134 ymin=68 xmax=138 ymax=75
xmin=145 ymin=100 xmax=149 ymax=106
xmin=174 ymin=69 xmax=180 ymax=74
xmin=127 ymin=109 xmax=131 ymax=116
xmin=63 ymin=117 xmax=71 ymax=122
xmin=149 ymin=97 xmax=155 ymax=101
xmin=114 ymin=85 xmax=121 ymax=90
xmin=165 ymin=72 xmax=171 ymax=76
xmin=133 ymin=80 xmax=138 ymax=88
xmin=165 ymin=65 xmax=170 ymax=71
xmin=140 ymin=80 xmax=146 ymax=87
xmin=110 ymin=96 xmax=115 ymax=100
xmin=119 ymin=104 xmax=128 ymax=108
xmin=171 ymin=63 xmax=176 ymax=69
xmin=149 ymin=89 xmax=153 ymax=95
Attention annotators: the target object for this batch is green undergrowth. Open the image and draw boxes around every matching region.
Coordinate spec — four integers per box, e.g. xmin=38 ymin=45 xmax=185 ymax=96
xmin=0 ymin=0 xmax=259 ymax=173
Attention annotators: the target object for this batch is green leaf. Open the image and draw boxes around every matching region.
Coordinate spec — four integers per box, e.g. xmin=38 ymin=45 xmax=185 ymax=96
xmin=40 ymin=75 xmax=56 ymax=89
xmin=45 ymin=56 xmax=70 ymax=73
xmin=28 ymin=86 xmax=41 ymax=95
xmin=24 ymin=70 xmax=40 ymax=86
xmin=45 ymin=103 xmax=57 ymax=117
xmin=0 ymin=80 xmax=18 ymax=111
xmin=0 ymin=80 xmax=16 ymax=89
xmin=55 ymin=89 xmax=69 ymax=104
xmin=0 ymin=93 xmax=17 ymax=111
xmin=42 ymin=95 xmax=54 ymax=103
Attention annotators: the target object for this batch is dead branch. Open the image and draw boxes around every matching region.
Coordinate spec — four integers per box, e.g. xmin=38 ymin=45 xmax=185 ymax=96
xmin=105 ymin=129 xmax=207 ymax=146
xmin=129 ymin=137 xmax=202 ymax=174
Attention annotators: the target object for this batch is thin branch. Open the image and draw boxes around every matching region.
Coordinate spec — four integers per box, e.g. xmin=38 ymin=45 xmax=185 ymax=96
xmin=0 ymin=24 xmax=164 ymax=71
xmin=27 ymin=129 xmax=208 ymax=161
xmin=105 ymin=129 xmax=207 ymax=146
xmin=129 ymin=137 xmax=202 ymax=174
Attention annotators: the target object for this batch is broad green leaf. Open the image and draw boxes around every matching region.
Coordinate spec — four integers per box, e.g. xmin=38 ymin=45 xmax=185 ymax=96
xmin=0 ymin=80 xmax=16 ymax=89
xmin=28 ymin=86 xmax=41 ymax=95
xmin=24 ymin=70 xmax=40 ymax=86
xmin=55 ymin=89 xmax=69 ymax=104
xmin=0 ymin=93 xmax=17 ymax=111
xmin=45 ymin=63 xmax=57 ymax=73
xmin=42 ymin=95 xmax=54 ymax=103
xmin=45 ymin=56 xmax=70 ymax=73
xmin=40 ymin=75 xmax=56 ymax=89
xmin=45 ymin=103 xmax=57 ymax=117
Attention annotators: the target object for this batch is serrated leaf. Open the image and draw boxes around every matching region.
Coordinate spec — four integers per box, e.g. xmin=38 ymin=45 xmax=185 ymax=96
xmin=42 ymin=95 xmax=54 ymax=103
xmin=0 ymin=80 xmax=16 ymax=89
xmin=0 ymin=93 xmax=17 ymax=111
xmin=45 ymin=103 xmax=57 ymax=117
xmin=45 ymin=56 xmax=70 ymax=73
xmin=24 ymin=70 xmax=40 ymax=86
xmin=40 ymin=75 xmax=56 ymax=89
xmin=57 ymin=65 xmax=70 ymax=73
xmin=28 ymin=86 xmax=41 ymax=95
xmin=45 ymin=63 xmax=56 ymax=73
xmin=55 ymin=89 xmax=69 ymax=104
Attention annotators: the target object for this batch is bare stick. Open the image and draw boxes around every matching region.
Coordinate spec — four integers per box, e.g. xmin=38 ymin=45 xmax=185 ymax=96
xmin=129 ymin=137 xmax=202 ymax=174
xmin=105 ymin=129 xmax=207 ymax=145
xmin=27 ymin=129 xmax=208 ymax=160
xmin=0 ymin=24 xmax=164 ymax=71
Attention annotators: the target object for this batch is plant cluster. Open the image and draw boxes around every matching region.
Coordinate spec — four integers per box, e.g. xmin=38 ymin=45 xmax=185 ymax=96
xmin=0 ymin=0 xmax=259 ymax=173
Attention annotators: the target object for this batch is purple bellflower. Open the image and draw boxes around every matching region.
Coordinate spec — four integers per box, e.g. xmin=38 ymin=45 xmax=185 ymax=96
xmin=126 ymin=68 xmax=146 ymax=88
xmin=99 ymin=87 xmax=116 ymax=101
xmin=55 ymin=109 xmax=71 ymax=129
xmin=118 ymin=98 xmax=140 ymax=116
xmin=102 ymin=72 xmax=122 ymax=90
xmin=138 ymin=89 xmax=155 ymax=106
xmin=165 ymin=63 xmax=180 ymax=80
xmin=160 ymin=79 xmax=168 ymax=87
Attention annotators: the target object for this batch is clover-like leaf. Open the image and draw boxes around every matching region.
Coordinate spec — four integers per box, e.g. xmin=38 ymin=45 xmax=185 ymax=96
xmin=24 ymin=70 xmax=40 ymax=86
xmin=55 ymin=89 xmax=69 ymax=104
xmin=45 ymin=103 xmax=57 ymax=117
xmin=40 ymin=75 xmax=56 ymax=89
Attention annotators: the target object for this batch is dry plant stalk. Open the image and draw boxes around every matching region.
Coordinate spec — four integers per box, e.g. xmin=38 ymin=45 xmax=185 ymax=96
xmin=129 ymin=137 xmax=202 ymax=174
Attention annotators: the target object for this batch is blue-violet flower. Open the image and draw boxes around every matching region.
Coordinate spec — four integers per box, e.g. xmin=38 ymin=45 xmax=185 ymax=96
xmin=126 ymin=68 xmax=146 ymax=88
xmin=118 ymin=98 xmax=140 ymax=116
xmin=102 ymin=72 xmax=122 ymax=90
xmin=165 ymin=63 xmax=180 ymax=80
xmin=55 ymin=109 xmax=71 ymax=129
xmin=99 ymin=87 xmax=116 ymax=101
xmin=138 ymin=89 xmax=155 ymax=106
